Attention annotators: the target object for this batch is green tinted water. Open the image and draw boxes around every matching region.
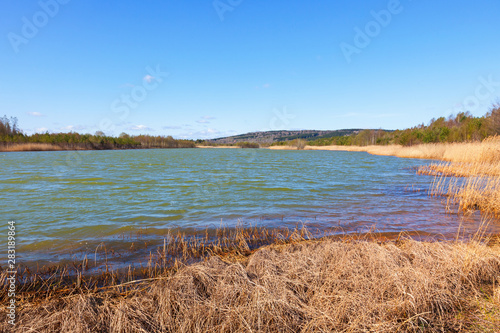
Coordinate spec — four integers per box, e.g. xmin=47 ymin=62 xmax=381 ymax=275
xmin=0 ymin=148 xmax=489 ymax=268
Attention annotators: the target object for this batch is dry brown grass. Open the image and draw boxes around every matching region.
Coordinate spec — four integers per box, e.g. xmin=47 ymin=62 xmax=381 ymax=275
xmin=272 ymin=136 xmax=500 ymax=165
xmin=2 ymin=236 xmax=499 ymax=332
xmin=0 ymin=226 xmax=312 ymax=305
xmin=418 ymin=162 xmax=500 ymax=178
xmin=289 ymin=136 xmax=500 ymax=217
xmin=415 ymin=136 xmax=500 ymax=178
xmin=364 ymin=136 xmax=500 ymax=163
xmin=427 ymin=174 xmax=500 ymax=218
xmin=0 ymin=143 xmax=64 ymax=152
xmin=413 ymin=137 xmax=500 ymax=217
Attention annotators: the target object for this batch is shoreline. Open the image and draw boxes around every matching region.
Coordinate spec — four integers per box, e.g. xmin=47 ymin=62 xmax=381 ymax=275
xmin=0 ymin=143 xmax=199 ymax=152
xmin=195 ymin=145 xmax=241 ymax=149
xmin=3 ymin=139 xmax=498 ymax=166
xmin=2 ymin=139 xmax=500 ymax=331
xmin=1 ymin=143 xmax=245 ymax=152
xmin=3 ymin=231 xmax=499 ymax=331
xmin=268 ymin=138 xmax=500 ymax=164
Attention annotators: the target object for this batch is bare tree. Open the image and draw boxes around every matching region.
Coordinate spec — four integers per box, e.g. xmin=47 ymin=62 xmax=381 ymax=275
xmin=487 ymin=106 xmax=500 ymax=135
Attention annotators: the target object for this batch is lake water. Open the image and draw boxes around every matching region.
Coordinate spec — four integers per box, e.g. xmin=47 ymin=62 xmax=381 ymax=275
xmin=0 ymin=148 xmax=492 ymax=269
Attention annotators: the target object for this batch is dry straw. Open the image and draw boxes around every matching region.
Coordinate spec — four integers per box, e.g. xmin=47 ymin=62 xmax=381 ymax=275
xmin=0 ymin=143 xmax=64 ymax=152
xmin=417 ymin=136 xmax=500 ymax=217
xmin=2 ymin=232 xmax=499 ymax=332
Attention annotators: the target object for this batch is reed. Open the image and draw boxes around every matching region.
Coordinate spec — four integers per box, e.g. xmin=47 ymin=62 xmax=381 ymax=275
xmin=366 ymin=135 xmax=500 ymax=163
xmin=427 ymin=172 xmax=500 ymax=217
xmin=0 ymin=143 xmax=64 ymax=152
xmin=415 ymin=137 xmax=500 ymax=217
xmin=286 ymin=135 xmax=500 ymax=165
xmin=0 ymin=225 xmax=312 ymax=304
xmin=1 ymin=231 xmax=499 ymax=332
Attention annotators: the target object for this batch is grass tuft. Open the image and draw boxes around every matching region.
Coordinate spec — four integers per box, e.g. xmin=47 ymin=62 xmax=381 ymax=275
xmin=416 ymin=137 xmax=500 ymax=217
xmin=1 ymin=234 xmax=499 ymax=332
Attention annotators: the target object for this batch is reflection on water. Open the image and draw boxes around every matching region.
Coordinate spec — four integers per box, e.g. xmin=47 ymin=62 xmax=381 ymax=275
xmin=0 ymin=148 xmax=495 ymax=268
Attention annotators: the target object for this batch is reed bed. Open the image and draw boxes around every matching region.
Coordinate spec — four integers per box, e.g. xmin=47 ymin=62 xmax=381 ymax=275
xmin=0 ymin=225 xmax=312 ymax=305
xmin=365 ymin=136 xmax=500 ymax=163
xmin=416 ymin=137 xmax=500 ymax=217
xmin=426 ymin=173 xmax=500 ymax=218
xmin=282 ymin=135 xmax=500 ymax=165
xmin=418 ymin=162 xmax=500 ymax=178
xmin=0 ymin=143 xmax=65 ymax=152
xmin=1 ymin=233 xmax=499 ymax=332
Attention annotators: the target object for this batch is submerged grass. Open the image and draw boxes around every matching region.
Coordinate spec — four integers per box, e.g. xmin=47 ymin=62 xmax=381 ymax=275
xmin=416 ymin=137 xmax=500 ymax=217
xmin=0 ymin=226 xmax=313 ymax=305
xmin=428 ymin=174 xmax=500 ymax=217
xmin=1 ymin=229 xmax=499 ymax=332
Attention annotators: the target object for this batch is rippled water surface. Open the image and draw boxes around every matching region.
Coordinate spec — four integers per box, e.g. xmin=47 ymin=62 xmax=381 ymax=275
xmin=0 ymin=148 xmax=491 ymax=267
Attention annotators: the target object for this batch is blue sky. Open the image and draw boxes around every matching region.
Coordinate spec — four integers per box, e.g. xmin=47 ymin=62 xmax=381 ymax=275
xmin=1 ymin=0 xmax=499 ymax=139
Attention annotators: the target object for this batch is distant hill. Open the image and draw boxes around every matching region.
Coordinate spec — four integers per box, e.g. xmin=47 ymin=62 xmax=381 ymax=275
xmin=206 ymin=129 xmax=368 ymax=144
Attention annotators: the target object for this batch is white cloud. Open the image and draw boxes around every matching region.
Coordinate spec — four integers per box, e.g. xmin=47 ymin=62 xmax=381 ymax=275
xmin=207 ymin=128 xmax=219 ymax=134
xmin=143 ymin=75 xmax=155 ymax=83
xmin=196 ymin=116 xmax=216 ymax=124
xmin=60 ymin=125 xmax=75 ymax=131
xmin=179 ymin=128 xmax=221 ymax=139
xmin=178 ymin=128 xmax=239 ymax=140
xmin=129 ymin=124 xmax=153 ymax=131
xmin=255 ymin=83 xmax=271 ymax=89
xmin=27 ymin=111 xmax=44 ymax=117
xmin=59 ymin=125 xmax=86 ymax=132
xmin=35 ymin=127 xmax=49 ymax=133
xmin=369 ymin=113 xmax=399 ymax=119
xmin=162 ymin=126 xmax=182 ymax=129
xmin=332 ymin=112 xmax=400 ymax=120
xmin=332 ymin=112 xmax=360 ymax=118
xmin=195 ymin=128 xmax=220 ymax=137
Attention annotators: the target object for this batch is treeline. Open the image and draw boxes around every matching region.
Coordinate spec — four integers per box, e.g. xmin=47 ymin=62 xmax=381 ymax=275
xmin=307 ymin=107 xmax=500 ymax=147
xmin=0 ymin=116 xmax=21 ymax=136
xmin=0 ymin=117 xmax=196 ymax=150
xmin=236 ymin=142 xmax=260 ymax=148
xmin=132 ymin=134 xmax=196 ymax=148
xmin=194 ymin=140 xmax=261 ymax=148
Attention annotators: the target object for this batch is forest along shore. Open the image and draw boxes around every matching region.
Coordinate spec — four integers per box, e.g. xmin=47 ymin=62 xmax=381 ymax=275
xmin=0 ymin=117 xmax=197 ymax=151
xmin=0 ymin=135 xmax=196 ymax=152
